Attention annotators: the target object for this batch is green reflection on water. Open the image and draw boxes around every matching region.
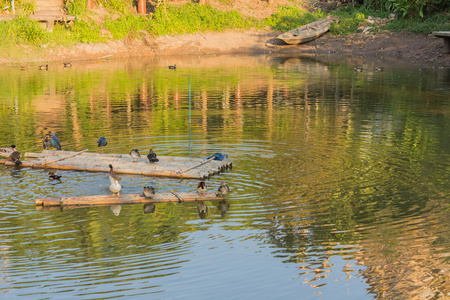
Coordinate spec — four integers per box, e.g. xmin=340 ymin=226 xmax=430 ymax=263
xmin=0 ymin=55 xmax=449 ymax=299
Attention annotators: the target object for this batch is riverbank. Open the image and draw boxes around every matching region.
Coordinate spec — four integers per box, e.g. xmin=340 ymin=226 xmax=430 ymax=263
xmin=1 ymin=29 xmax=447 ymax=68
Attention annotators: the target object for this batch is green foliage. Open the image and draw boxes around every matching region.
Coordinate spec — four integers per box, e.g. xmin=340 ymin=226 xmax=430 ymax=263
xmin=148 ymin=3 xmax=258 ymax=36
xmin=264 ymin=5 xmax=326 ymax=32
xmin=358 ymin=0 xmax=449 ymax=18
xmin=329 ymin=6 xmax=369 ymax=35
xmin=0 ymin=15 xmax=47 ymax=44
xmin=96 ymin=0 xmax=133 ymax=14
xmin=65 ymin=0 xmax=88 ymax=16
xmin=20 ymin=1 xmax=37 ymax=15
xmin=103 ymin=14 xmax=149 ymax=39
xmin=70 ymin=18 xmax=106 ymax=43
xmin=384 ymin=12 xmax=450 ymax=33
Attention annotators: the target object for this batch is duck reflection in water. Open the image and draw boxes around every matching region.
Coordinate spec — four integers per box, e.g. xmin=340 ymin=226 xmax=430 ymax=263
xmin=218 ymin=200 xmax=230 ymax=218
xmin=197 ymin=201 xmax=208 ymax=219
xmin=143 ymin=203 xmax=156 ymax=214
xmin=110 ymin=205 xmax=121 ymax=216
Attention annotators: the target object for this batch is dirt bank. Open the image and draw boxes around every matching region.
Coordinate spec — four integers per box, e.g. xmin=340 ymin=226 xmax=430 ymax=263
xmin=2 ymin=29 xmax=447 ymax=68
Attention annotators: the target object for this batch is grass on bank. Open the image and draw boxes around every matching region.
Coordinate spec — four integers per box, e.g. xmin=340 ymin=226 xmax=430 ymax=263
xmin=0 ymin=0 xmax=449 ymax=48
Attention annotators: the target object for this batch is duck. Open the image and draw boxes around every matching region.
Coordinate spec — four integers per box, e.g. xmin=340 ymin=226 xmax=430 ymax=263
xmin=217 ymin=181 xmax=230 ymax=195
xmin=51 ymin=131 xmax=61 ymax=150
xmin=48 ymin=171 xmax=62 ymax=180
xmin=168 ymin=64 xmax=176 ymax=70
xmin=354 ymin=67 xmax=363 ymax=72
xmin=147 ymin=149 xmax=159 ymax=163
xmin=63 ymin=62 xmax=72 ymax=68
xmin=108 ymin=164 xmax=121 ymax=184
xmin=0 ymin=145 xmax=16 ymax=155
xmin=110 ymin=177 xmax=121 ymax=196
xmin=97 ymin=137 xmax=107 ymax=153
xmin=20 ymin=66 xmax=29 ymax=70
xmin=143 ymin=186 xmax=156 ymax=199
xmin=43 ymin=134 xmax=50 ymax=149
xmin=207 ymin=153 xmax=228 ymax=161
xmin=375 ymin=66 xmax=384 ymax=72
xmin=130 ymin=149 xmax=141 ymax=162
xmin=39 ymin=64 xmax=48 ymax=70
xmin=8 ymin=145 xmax=22 ymax=165
xmin=197 ymin=181 xmax=207 ymax=197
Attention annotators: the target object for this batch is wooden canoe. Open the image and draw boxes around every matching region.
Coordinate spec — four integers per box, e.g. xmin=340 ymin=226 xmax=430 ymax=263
xmin=276 ymin=16 xmax=336 ymax=45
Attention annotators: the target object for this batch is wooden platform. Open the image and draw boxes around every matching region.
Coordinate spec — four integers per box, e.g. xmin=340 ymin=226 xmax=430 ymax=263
xmin=432 ymin=31 xmax=450 ymax=54
xmin=0 ymin=150 xmax=231 ymax=179
xmin=36 ymin=192 xmax=225 ymax=207
xmin=0 ymin=0 xmax=75 ymax=31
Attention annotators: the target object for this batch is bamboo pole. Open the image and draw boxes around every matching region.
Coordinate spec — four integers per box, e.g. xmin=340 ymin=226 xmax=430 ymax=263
xmin=43 ymin=149 xmax=89 ymax=165
xmin=178 ymin=157 xmax=216 ymax=174
xmin=36 ymin=192 xmax=223 ymax=207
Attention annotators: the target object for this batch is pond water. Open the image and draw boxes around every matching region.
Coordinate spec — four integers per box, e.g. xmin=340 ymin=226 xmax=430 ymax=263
xmin=0 ymin=54 xmax=449 ymax=299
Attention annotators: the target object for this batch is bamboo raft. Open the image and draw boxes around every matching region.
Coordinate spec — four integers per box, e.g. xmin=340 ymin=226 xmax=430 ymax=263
xmin=36 ymin=192 xmax=224 ymax=207
xmin=0 ymin=150 xmax=231 ymax=179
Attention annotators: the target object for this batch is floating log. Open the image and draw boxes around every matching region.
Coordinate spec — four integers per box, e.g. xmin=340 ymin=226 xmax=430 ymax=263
xmin=36 ymin=192 xmax=224 ymax=207
xmin=1 ymin=150 xmax=232 ymax=179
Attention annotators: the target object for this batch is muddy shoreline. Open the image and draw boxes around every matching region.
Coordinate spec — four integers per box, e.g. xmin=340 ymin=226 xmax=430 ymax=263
xmin=1 ymin=30 xmax=448 ymax=68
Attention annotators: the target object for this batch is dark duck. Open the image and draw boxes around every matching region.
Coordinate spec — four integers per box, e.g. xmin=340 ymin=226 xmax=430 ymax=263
xmin=51 ymin=131 xmax=62 ymax=150
xmin=207 ymin=153 xmax=228 ymax=161
xmin=39 ymin=64 xmax=48 ymax=70
xmin=97 ymin=137 xmax=107 ymax=153
xmin=147 ymin=149 xmax=159 ymax=163
xmin=143 ymin=186 xmax=156 ymax=199
xmin=48 ymin=171 xmax=62 ymax=180
xmin=197 ymin=181 xmax=207 ymax=197
xmin=130 ymin=149 xmax=141 ymax=162
xmin=63 ymin=62 xmax=72 ymax=68
xmin=8 ymin=145 xmax=22 ymax=165
xmin=168 ymin=64 xmax=176 ymax=70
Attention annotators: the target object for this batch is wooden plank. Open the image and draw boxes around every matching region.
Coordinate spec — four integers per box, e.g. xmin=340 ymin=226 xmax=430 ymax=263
xmin=432 ymin=31 xmax=450 ymax=37
xmin=36 ymin=192 xmax=224 ymax=207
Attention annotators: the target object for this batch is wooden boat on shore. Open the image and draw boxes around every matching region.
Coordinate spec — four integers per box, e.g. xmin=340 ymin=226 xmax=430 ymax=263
xmin=276 ymin=16 xmax=337 ymax=45
xmin=0 ymin=149 xmax=231 ymax=179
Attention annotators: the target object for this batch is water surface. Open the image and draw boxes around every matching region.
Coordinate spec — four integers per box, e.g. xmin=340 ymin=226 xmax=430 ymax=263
xmin=0 ymin=55 xmax=449 ymax=299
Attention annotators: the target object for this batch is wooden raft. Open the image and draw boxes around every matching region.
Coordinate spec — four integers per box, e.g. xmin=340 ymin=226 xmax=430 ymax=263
xmin=0 ymin=150 xmax=232 ymax=179
xmin=36 ymin=192 xmax=224 ymax=207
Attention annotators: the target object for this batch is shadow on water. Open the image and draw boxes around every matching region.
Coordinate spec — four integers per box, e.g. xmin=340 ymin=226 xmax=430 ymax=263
xmin=0 ymin=54 xmax=449 ymax=299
